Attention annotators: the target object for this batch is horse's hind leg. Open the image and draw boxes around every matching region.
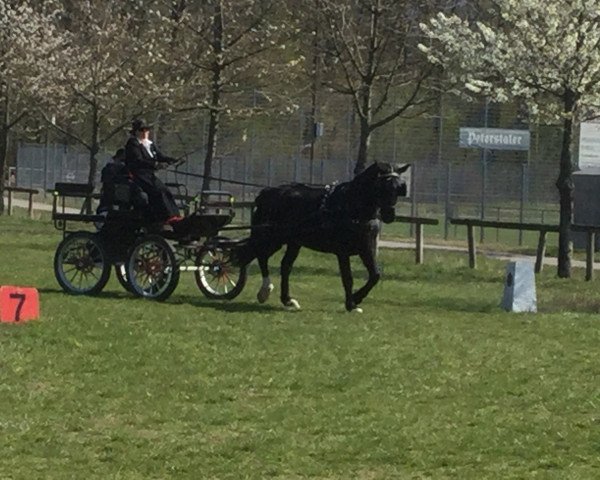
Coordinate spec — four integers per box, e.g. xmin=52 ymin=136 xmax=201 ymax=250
xmin=280 ymin=243 xmax=301 ymax=310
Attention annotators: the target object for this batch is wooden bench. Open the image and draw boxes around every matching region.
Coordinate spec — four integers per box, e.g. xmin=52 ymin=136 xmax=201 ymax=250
xmin=5 ymin=187 xmax=39 ymax=218
xmin=450 ymin=218 xmax=560 ymax=272
xmin=394 ymin=215 xmax=440 ymax=264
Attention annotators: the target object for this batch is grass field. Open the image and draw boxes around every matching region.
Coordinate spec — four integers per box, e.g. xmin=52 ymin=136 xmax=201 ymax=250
xmin=1 ymin=216 xmax=599 ymax=479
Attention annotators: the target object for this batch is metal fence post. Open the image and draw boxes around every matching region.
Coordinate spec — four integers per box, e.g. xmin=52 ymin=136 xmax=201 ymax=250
xmin=519 ymin=162 xmax=526 ymax=245
xmin=410 ymin=163 xmax=417 ymax=237
xmin=480 ymin=97 xmax=490 ymax=243
xmin=480 ymin=152 xmax=487 ymax=243
xmin=268 ymin=157 xmax=272 ymax=186
xmin=436 ymin=94 xmax=444 ymax=204
xmin=218 ymin=157 xmax=223 ymax=190
xmin=43 ymin=129 xmax=49 ymax=193
xmin=444 ymin=161 xmax=451 ymax=240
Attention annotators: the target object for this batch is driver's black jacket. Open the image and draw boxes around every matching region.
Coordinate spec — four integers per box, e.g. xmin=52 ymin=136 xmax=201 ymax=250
xmin=124 ymin=136 xmax=179 ymax=221
xmin=125 ymin=136 xmax=175 ymax=172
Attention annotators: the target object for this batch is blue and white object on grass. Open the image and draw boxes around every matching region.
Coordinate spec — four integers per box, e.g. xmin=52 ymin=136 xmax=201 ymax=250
xmin=501 ymin=261 xmax=537 ymax=313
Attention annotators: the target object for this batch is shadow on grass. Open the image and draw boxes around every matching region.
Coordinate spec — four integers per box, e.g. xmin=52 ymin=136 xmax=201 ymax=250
xmin=381 ymin=271 xmax=502 ymax=286
xmin=37 ymin=285 xmax=285 ymax=312
xmin=37 ymin=287 xmax=131 ymax=300
xmin=384 ymin=296 xmax=498 ymax=314
xmin=170 ymin=295 xmax=284 ymax=313
xmin=4 ymin=241 xmax=54 ymax=251
xmin=538 ymin=295 xmax=600 ymax=314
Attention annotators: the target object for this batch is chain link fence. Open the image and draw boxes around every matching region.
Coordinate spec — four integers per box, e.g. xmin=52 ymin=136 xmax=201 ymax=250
xmin=14 ymin=92 xmax=563 ymax=240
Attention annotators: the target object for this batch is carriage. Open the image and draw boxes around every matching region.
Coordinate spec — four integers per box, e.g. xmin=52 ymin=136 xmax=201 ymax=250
xmin=51 ymin=181 xmax=247 ymax=302
xmin=51 ymin=161 xmax=409 ymax=312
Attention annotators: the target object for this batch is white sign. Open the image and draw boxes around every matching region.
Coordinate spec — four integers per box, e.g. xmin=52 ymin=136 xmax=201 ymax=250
xmin=578 ymin=122 xmax=600 ymax=169
xmin=459 ymin=128 xmax=530 ymax=151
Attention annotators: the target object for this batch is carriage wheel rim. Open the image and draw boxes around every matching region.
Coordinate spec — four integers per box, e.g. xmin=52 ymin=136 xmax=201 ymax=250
xmin=129 ymin=241 xmax=174 ymax=297
xmin=198 ymin=250 xmax=239 ymax=296
xmin=57 ymin=237 xmax=106 ymax=293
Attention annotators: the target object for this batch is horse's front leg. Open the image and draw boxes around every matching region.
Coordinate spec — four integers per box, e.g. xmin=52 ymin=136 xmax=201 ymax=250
xmin=351 ymin=249 xmax=381 ymax=308
xmin=337 ymin=254 xmax=359 ymax=312
xmin=280 ymin=243 xmax=301 ymax=309
xmin=352 ymin=226 xmax=382 ymax=308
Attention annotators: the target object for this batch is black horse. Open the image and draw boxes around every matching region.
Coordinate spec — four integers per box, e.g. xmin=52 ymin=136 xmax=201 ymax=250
xmin=234 ymin=162 xmax=410 ymax=312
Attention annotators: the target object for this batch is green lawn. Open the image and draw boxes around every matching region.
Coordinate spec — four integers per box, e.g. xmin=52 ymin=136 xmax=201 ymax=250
xmin=0 ymin=216 xmax=599 ymax=479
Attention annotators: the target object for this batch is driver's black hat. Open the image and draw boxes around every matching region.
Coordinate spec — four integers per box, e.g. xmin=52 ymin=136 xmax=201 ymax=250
xmin=130 ymin=119 xmax=150 ymax=134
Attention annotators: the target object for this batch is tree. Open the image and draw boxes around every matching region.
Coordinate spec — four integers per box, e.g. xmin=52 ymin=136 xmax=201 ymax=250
xmin=156 ymin=0 xmax=295 ymax=191
xmin=0 ymin=0 xmax=63 ymax=214
xmin=35 ymin=0 xmax=168 ymax=192
xmin=420 ymin=0 xmax=600 ymax=278
xmin=314 ymin=0 xmax=437 ymax=175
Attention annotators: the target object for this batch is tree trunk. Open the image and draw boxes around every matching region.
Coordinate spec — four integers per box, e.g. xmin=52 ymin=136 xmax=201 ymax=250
xmin=0 ymin=125 xmax=7 ymax=216
xmin=354 ymin=118 xmax=371 ymax=176
xmin=202 ymin=2 xmax=224 ymax=193
xmin=354 ymin=86 xmax=372 ymax=176
xmin=202 ymin=102 xmax=220 ymax=192
xmin=0 ymin=82 xmax=10 ymax=215
xmin=556 ymin=91 xmax=577 ymax=278
xmin=83 ymin=104 xmax=100 ymax=214
xmin=308 ymin=0 xmax=320 ymax=184
xmin=87 ymin=104 xmax=100 ymax=188
xmin=87 ymin=145 xmax=99 ymax=189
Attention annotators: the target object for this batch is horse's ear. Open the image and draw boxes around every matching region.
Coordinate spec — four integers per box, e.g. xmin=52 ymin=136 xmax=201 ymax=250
xmin=354 ymin=162 xmax=379 ymax=180
xmin=395 ymin=163 xmax=411 ymax=174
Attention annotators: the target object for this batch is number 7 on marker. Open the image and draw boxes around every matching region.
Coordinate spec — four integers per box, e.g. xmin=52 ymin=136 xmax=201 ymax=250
xmin=0 ymin=286 xmax=39 ymax=323
xmin=9 ymin=293 xmax=26 ymax=322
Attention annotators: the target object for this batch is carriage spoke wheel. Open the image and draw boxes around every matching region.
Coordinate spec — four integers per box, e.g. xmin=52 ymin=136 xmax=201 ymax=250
xmin=126 ymin=235 xmax=179 ymax=301
xmin=195 ymin=244 xmax=246 ymax=300
xmin=54 ymin=231 xmax=111 ymax=295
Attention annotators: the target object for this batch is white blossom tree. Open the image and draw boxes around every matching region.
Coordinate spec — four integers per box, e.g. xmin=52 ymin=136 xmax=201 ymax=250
xmin=155 ymin=0 xmax=296 ymax=191
xmin=0 ymin=0 xmax=63 ymax=214
xmin=315 ymin=0 xmax=438 ymax=175
xmin=420 ymin=0 xmax=600 ymax=278
xmin=35 ymin=0 xmax=169 ymax=191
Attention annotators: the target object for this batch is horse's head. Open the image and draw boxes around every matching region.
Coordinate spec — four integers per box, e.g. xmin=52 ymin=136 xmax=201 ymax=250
xmin=357 ymin=162 xmax=410 ymax=223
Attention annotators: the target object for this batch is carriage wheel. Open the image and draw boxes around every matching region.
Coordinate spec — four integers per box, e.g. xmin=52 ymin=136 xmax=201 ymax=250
xmin=195 ymin=242 xmax=247 ymax=300
xmin=126 ymin=234 xmax=179 ymax=301
xmin=54 ymin=231 xmax=111 ymax=295
xmin=114 ymin=263 xmax=135 ymax=293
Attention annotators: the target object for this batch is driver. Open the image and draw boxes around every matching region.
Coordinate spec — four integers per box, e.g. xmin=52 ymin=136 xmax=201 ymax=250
xmin=125 ymin=119 xmax=182 ymax=227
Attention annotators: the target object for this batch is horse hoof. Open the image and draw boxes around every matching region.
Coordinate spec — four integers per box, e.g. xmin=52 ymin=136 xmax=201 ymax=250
xmin=350 ymin=307 xmax=363 ymax=313
xmin=257 ymin=283 xmax=274 ymax=303
xmin=284 ymin=299 xmax=301 ymax=310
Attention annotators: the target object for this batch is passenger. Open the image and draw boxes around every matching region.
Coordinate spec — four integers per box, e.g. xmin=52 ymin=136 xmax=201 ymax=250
xmin=97 ymin=148 xmax=127 ymax=217
xmin=101 ymin=148 xmax=126 ymax=184
xmin=124 ymin=119 xmax=182 ymax=226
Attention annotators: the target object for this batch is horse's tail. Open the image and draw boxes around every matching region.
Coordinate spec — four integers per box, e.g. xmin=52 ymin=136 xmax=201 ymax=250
xmin=231 ymin=188 xmax=274 ymax=266
xmin=251 ymin=187 xmax=279 ymax=226
xmin=230 ymin=238 xmax=256 ymax=267
xmin=232 ymin=187 xmax=281 ymax=265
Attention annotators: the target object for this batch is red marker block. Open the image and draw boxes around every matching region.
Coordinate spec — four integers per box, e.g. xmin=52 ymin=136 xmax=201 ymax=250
xmin=0 ymin=286 xmax=40 ymax=323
